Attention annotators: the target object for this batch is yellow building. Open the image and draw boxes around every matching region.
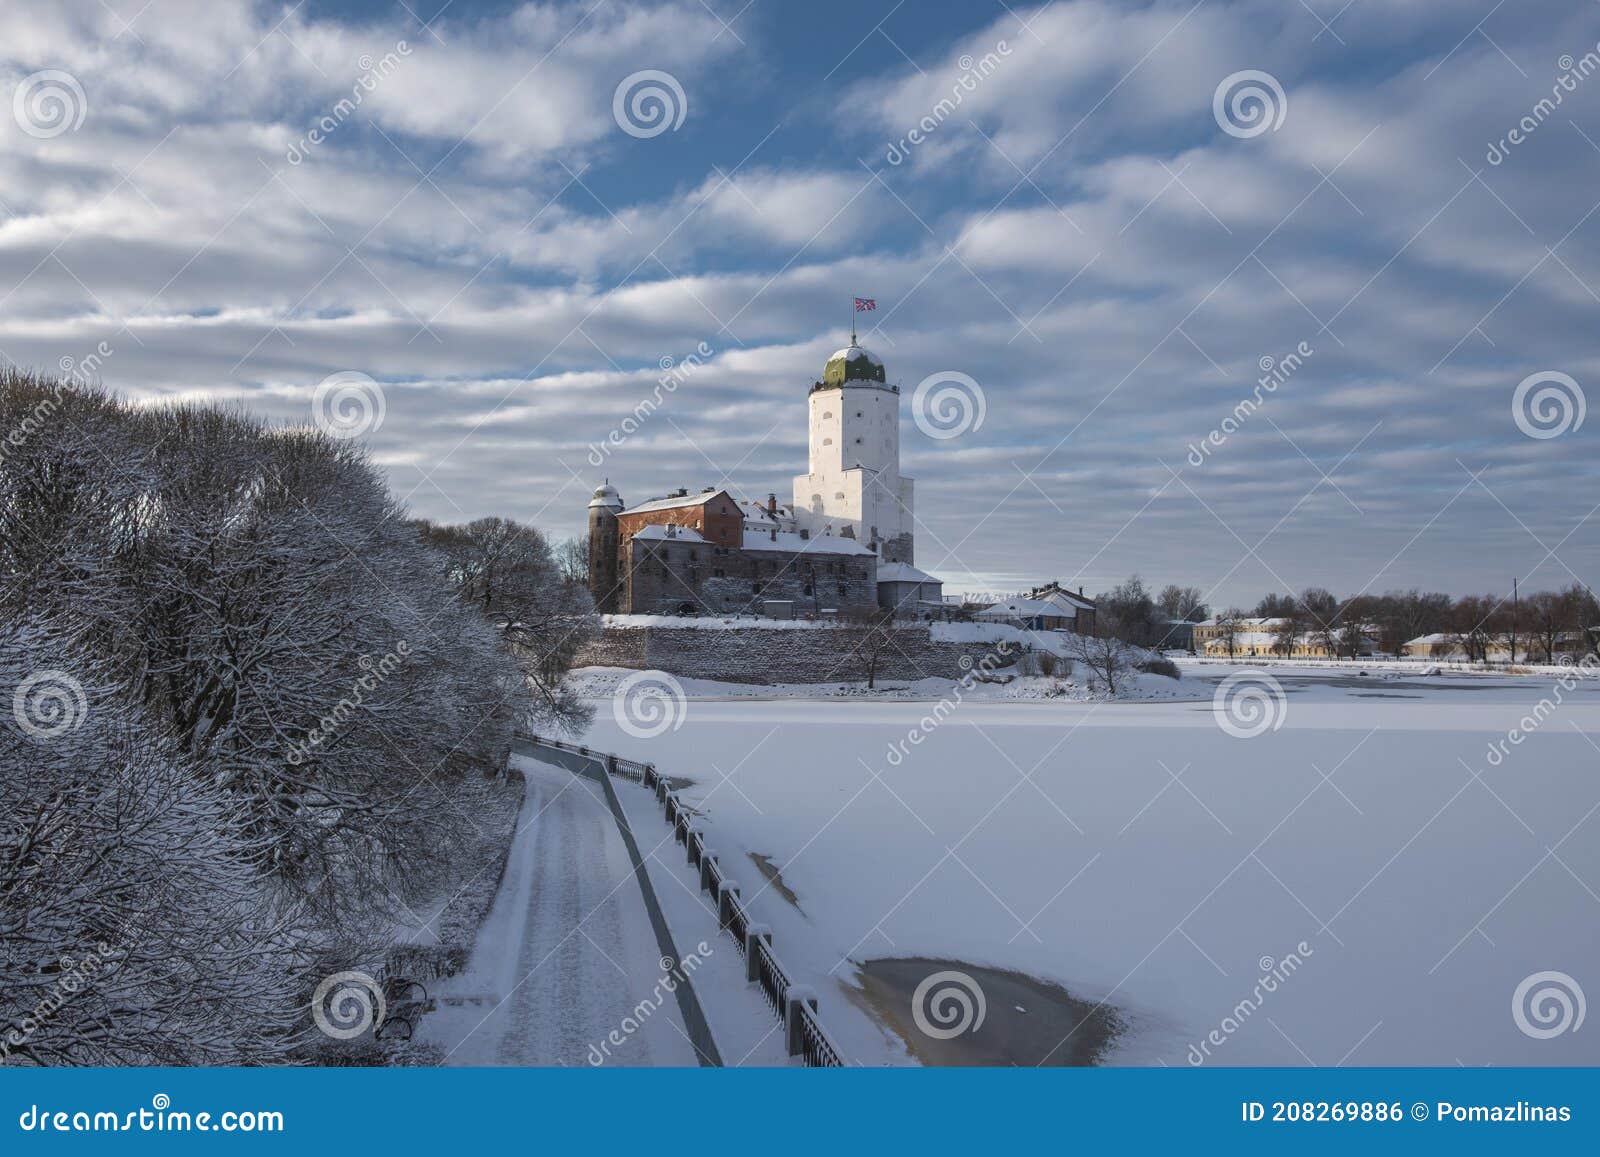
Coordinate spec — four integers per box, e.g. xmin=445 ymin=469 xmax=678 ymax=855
xmin=1200 ymin=623 xmax=1378 ymax=659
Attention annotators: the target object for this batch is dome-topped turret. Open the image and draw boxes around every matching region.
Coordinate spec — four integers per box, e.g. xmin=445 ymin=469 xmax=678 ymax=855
xmin=822 ymin=342 xmax=886 ymax=387
xmin=588 ymin=482 xmax=623 ymax=509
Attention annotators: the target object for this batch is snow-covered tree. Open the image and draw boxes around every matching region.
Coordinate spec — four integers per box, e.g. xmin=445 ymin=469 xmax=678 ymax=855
xmin=1 ymin=615 xmax=305 ymax=1065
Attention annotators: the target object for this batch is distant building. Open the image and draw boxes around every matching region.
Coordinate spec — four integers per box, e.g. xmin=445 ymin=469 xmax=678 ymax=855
xmin=876 ymin=561 xmax=944 ymax=616
xmin=970 ymin=583 xmax=1097 ymax=634
xmin=1200 ymin=627 xmax=1378 ymax=659
xmin=587 ymin=338 xmax=945 ymax=617
xmin=975 ymin=597 xmax=1074 ymax=631
xmin=1192 ymin=616 xmax=1285 ymax=650
xmin=1400 ymin=633 xmax=1461 ymax=659
xmin=1155 ymin=619 xmax=1195 ymax=651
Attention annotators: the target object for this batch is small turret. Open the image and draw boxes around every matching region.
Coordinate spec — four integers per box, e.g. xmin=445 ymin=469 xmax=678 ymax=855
xmin=587 ymin=482 xmax=624 ymax=613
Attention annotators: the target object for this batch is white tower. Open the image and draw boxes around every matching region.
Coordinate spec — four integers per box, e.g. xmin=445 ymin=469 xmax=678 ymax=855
xmin=792 ymin=340 xmax=916 ymax=563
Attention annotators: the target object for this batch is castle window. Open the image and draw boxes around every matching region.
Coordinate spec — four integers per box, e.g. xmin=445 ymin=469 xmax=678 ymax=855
xmin=823 ymin=437 xmax=832 ymax=446
xmin=823 ymin=411 xmax=832 ymax=419
xmin=854 ymin=437 xmax=862 ymax=445
xmin=855 ymin=411 xmax=862 ymax=418
xmin=834 ymin=491 xmax=844 ymax=500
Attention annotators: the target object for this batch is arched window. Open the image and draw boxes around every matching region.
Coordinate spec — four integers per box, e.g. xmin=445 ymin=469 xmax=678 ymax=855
xmin=823 ymin=437 xmax=833 ymax=446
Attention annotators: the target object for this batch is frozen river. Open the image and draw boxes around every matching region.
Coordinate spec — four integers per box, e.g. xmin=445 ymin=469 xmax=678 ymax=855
xmin=579 ymin=663 xmax=1600 ymax=1067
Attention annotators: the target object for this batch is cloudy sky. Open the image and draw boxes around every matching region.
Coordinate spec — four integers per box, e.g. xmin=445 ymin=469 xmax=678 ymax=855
xmin=3 ymin=0 xmax=1597 ymax=607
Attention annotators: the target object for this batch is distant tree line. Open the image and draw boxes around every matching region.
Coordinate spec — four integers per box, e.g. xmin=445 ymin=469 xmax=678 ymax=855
xmin=0 ymin=371 xmax=591 ymax=1065
xmin=1094 ymin=572 xmax=1599 ymax=662
xmin=1091 ymin=576 xmax=1210 ymax=648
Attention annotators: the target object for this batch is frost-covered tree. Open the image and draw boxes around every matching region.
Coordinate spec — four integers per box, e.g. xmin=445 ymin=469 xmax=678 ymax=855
xmin=414 ymin=516 xmax=595 ymax=732
xmin=1 ymin=616 xmax=305 ymax=1065
xmin=0 ymin=370 xmax=543 ymax=1062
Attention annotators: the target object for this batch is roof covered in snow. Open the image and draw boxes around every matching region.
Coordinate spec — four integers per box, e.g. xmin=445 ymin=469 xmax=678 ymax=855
xmin=828 ymin=345 xmax=883 ymax=366
xmin=631 ymin=524 xmax=708 ymax=543
xmin=822 ymin=342 xmax=888 ymax=386
xmin=742 ymin=530 xmax=874 ymax=556
xmin=623 ymin=490 xmax=728 ymax=516
xmin=877 ymin=562 xmax=939 ymax=585
xmin=976 ymin=597 xmax=1072 ymax=619
xmin=738 ymin=499 xmax=797 ymax=528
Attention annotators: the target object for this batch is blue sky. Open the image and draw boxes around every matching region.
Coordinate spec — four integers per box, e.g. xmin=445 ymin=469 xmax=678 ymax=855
xmin=2 ymin=0 xmax=1598 ymax=608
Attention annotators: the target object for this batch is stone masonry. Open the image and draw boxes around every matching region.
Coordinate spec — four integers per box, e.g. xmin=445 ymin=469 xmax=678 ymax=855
xmin=574 ymin=622 xmax=1019 ymax=684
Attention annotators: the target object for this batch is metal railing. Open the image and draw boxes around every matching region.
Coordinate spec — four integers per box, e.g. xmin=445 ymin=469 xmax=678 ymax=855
xmin=520 ymin=732 xmax=845 ymax=1067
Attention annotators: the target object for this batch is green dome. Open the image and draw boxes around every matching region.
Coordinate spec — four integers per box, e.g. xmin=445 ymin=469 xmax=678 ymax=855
xmin=823 ymin=343 xmax=886 ymax=386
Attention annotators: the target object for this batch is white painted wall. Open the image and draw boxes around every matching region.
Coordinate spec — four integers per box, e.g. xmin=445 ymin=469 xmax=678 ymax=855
xmin=793 ymin=381 xmax=915 ymax=556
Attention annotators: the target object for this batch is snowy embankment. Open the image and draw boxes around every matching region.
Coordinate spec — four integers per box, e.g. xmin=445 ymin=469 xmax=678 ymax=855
xmin=1180 ymin=655 xmax=1600 ymax=678
xmin=569 ymin=664 xmax=1189 ymax=703
xmin=579 ymin=666 xmax=1600 ymax=1067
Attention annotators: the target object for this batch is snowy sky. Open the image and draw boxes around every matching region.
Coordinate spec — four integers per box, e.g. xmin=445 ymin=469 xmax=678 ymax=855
xmin=3 ymin=0 xmax=1598 ymax=607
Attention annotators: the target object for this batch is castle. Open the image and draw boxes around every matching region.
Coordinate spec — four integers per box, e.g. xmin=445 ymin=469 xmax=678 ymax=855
xmin=587 ymin=339 xmax=943 ymax=618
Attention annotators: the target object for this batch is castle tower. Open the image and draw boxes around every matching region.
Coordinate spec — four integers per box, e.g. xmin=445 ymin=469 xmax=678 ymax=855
xmin=792 ymin=341 xmax=915 ymax=563
xmin=587 ymin=482 xmax=623 ymax=613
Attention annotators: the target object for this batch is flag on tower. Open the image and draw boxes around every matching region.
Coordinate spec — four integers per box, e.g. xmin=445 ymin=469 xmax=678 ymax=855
xmin=854 ymin=297 xmax=876 ymax=312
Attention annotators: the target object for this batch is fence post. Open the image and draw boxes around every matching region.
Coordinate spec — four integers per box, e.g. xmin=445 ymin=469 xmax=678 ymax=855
xmin=783 ymin=985 xmax=817 ymax=1057
xmin=744 ymin=923 xmax=771 ymax=982
xmin=717 ymin=880 xmax=741 ymax=929
xmin=699 ymin=849 xmax=717 ymax=892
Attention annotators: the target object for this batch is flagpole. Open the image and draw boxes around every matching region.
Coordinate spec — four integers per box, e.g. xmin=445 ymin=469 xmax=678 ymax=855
xmin=850 ymin=296 xmax=856 ymax=346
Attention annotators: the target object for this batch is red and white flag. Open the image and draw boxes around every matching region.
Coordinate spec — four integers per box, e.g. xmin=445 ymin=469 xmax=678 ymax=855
xmin=854 ymin=297 xmax=876 ymax=312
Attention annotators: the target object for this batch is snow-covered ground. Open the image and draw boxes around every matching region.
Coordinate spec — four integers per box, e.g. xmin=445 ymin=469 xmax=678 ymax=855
xmin=419 ymin=755 xmax=791 ymax=1067
xmin=577 ymin=663 xmax=1600 ymax=1066
xmin=419 ymin=756 xmax=701 ymax=1066
xmin=569 ymin=664 xmax=1190 ymax=703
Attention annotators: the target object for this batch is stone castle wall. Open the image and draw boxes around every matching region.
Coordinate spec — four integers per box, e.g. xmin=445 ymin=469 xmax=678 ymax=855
xmin=574 ymin=622 xmax=1020 ymax=685
xmin=626 ymin=536 xmax=878 ymax=617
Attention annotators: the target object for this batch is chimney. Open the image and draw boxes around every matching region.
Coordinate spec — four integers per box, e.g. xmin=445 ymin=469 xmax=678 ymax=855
xmin=767 ymin=492 xmax=777 ymax=516
xmin=666 ymin=523 xmax=677 ymax=538
xmin=769 ymin=527 xmax=777 ymax=542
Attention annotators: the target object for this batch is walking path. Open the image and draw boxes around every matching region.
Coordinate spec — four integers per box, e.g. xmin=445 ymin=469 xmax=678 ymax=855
xmin=420 ymin=755 xmax=703 ymax=1066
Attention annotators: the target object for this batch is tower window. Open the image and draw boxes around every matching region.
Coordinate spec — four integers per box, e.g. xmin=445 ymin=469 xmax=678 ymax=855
xmin=823 ymin=437 xmax=832 ymax=446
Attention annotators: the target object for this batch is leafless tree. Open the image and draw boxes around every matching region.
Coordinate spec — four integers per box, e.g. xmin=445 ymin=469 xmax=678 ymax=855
xmin=414 ymin=516 xmax=596 ymax=731
xmin=835 ymin=608 xmax=900 ymax=690
xmin=1217 ymin=608 xmax=1245 ymax=658
xmin=1063 ymin=614 xmax=1140 ymax=695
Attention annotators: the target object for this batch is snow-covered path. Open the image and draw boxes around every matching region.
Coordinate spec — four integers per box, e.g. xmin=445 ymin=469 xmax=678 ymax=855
xmin=419 ymin=755 xmax=702 ymax=1066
